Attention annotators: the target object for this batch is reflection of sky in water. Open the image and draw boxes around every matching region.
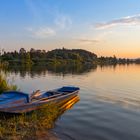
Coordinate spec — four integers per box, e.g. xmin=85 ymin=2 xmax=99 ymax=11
xmin=6 ymin=64 xmax=140 ymax=110
xmin=4 ymin=64 xmax=140 ymax=140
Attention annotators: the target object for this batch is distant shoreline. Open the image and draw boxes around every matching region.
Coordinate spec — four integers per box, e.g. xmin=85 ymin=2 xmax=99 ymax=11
xmin=0 ymin=48 xmax=139 ymax=67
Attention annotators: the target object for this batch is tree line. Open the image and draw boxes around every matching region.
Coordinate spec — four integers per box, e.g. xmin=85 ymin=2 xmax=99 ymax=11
xmin=0 ymin=48 xmax=139 ymax=66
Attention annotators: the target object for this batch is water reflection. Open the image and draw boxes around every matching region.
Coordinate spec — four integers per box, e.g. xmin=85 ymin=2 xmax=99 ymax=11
xmin=4 ymin=63 xmax=136 ymax=78
xmin=2 ymin=64 xmax=140 ymax=111
xmin=59 ymin=95 xmax=80 ymax=114
xmin=93 ymin=93 xmax=140 ymax=111
xmin=5 ymin=64 xmax=97 ymax=78
xmin=1 ymin=64 xmax=140 ymax=140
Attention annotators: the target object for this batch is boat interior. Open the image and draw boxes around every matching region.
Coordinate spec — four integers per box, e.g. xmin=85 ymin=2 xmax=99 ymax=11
xmin=30 ymin=86 xmax=80 ymax=101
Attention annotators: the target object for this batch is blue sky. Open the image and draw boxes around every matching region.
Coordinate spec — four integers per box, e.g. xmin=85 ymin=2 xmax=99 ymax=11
xmin=0 ymin=0 xmax=140 ymax=58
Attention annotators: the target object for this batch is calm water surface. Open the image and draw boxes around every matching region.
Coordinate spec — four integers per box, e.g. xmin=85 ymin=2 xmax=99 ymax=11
xmin=5 ymin=64 xmax=140 ymax=140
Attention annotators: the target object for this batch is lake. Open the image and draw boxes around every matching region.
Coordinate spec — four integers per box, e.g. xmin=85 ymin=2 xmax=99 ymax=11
xmin=4 ymin=64 xmax=140 ymax=140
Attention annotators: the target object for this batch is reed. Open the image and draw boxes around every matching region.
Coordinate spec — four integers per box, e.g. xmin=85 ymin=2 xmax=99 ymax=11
xmin=0 ymin=74 xmax=17 ymax=94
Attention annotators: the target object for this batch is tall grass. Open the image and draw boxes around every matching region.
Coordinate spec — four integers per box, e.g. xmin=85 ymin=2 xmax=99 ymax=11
xmin=0 ymin=104 xmax=59 ymax=139
xmin=0 ymin=95 xmax=79 ymax=139
xmin=0 ymin=74 xmax=17 ymax=94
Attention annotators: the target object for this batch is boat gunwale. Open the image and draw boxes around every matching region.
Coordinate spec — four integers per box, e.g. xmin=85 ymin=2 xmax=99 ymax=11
xmin=0 ymin=89 xmax=79 ymax=113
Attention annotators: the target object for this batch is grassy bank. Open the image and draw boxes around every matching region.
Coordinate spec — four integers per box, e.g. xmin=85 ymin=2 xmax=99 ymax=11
xmin=0 ymin=95 xmax=79 ymax=140
xmin=0 ymin=104 xmax=59 ymax=140
xmin=0 ymin=74 xmax=59 ymax=139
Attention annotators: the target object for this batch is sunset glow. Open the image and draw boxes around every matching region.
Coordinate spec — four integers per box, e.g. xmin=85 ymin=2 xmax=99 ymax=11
xmin=0 ymin=0 xmax=140 ymax=58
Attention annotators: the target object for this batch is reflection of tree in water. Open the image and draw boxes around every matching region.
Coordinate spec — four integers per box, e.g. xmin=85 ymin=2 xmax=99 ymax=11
xmin=46 ymin=64 xmax=97 ymax=76
xmin=6 ymin=65 xmax=47 ymax=78
xmin=99 ymin=64 xmax=117 ymax=71
xmin=5 ymin=64 xmax=97 ymax=78
xmin=98 ymin=63 xmax=131 ymax=71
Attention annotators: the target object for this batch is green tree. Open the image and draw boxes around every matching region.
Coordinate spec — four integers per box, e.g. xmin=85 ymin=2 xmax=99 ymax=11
xmin=25 ymin=52 xmax=32 ymax=65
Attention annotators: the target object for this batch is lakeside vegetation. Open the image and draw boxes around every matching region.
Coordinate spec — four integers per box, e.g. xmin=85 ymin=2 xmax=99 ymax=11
xmin=0 ymin=104 xmax=59 ymax=140
xmin=1 ymin=48 xmax=139 ymax=67
xmin=0 ymin=95 xmax=79 ymax=140
xmin=0 ymin=74 xmax=17 ymax=94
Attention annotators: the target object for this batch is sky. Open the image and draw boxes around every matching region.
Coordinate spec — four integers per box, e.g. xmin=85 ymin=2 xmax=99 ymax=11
xmin=0 ymin=0 xmax=140 ymax=58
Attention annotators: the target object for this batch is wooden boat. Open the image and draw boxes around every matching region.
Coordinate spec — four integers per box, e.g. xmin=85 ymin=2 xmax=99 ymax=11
xmin=0 ymin=86 xmax=80 ymax=113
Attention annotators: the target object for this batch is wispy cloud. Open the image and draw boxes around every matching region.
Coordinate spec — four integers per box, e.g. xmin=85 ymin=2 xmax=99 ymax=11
xmin=74 ymin=38 xmax=100 ymax=45
xmin=55 ymin=14 xmax=72 ymax=29
xmin=25 ymin=1 xmax=73 ymax=38
xmin=26 ymin=14 xmax=72 ymax=39
xmin=77 ymin=39 xmax=99 ymax=43
xmin=24 ymin=0 xmax=43 ymax=23
xmin=26 ymin=27 xmax=56 ymax=39
xmin=94 ymin=14 xmax=140 ymax=29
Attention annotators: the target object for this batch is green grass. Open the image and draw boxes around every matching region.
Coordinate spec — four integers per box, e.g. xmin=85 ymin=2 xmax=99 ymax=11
xmin=0 ymin=74 xmax=17 ymax=94
xmin=0 ymin=104 xmax=59 ymax=140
